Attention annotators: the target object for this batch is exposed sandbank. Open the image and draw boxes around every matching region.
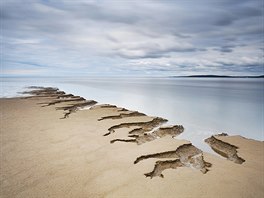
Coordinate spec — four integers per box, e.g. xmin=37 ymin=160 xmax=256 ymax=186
xmin=0 ymin=87 xmax=263 ymax=198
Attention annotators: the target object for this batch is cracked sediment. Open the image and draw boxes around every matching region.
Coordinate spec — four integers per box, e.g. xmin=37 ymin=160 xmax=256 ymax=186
xmin=205 ymin=135 xmax=245 ymax=164
xmin=22 ymin=87 xmax=61 ymax=96
xmin=22 ymin=87 xmax=98 ymax=119
xmin=56 ymin=94 xmax=76 ymax=99
xmin=57 ymin=100 xmax=98 ymax=118
xmin=104 ymin=117 xmax=168 ymax=136
xmin=98 ymin=111 xmax=146 ymax=121
xmin=111 ymin=125 xmax=184 ymax=145
xmin=154 ymin=125 xmax=184 ymax=138
xmin=41 ymin=97 xmax=86 ymax=107
xmin=145 ymin=159 xmax=183 ymax=178
xmin=134 ymin=143 xmax=211 ymax=178
xmin=135 ymin=144 xmax=211 ymax=178
xmin=90 ymin=104 xmax=118 ymax=109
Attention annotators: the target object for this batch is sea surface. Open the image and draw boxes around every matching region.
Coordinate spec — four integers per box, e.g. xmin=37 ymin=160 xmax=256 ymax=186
xmin=1 ymin=77 xmax=263 ymax=152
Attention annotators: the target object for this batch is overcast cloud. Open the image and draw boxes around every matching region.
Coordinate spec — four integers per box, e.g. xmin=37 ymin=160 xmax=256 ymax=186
xmin=1 ymin=0 xmax=263 ymax=76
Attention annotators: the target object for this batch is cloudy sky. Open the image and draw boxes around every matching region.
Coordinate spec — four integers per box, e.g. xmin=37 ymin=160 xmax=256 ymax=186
xmin=1 ymin=0 xmax=263 ymax=76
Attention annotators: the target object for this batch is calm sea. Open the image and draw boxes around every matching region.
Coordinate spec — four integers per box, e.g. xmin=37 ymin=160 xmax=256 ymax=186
xmin=1 ymin=77 xmax=263 ymax=151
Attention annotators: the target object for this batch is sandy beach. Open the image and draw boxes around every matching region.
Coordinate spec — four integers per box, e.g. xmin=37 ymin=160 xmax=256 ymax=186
xmin=0 ymin=87 xmax=263 ymax=198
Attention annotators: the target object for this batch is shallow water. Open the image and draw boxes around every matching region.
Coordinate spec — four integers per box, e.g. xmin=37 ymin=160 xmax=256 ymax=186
xmin=1 ymin=77 xmax=263 ymax=151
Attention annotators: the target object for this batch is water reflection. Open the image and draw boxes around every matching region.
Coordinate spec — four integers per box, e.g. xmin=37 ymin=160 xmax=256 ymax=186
xmin=1 ymin=77 xmax=263 ymax=151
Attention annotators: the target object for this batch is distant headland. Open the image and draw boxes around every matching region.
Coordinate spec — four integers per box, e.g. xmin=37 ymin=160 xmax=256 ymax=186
xmin=171 ymin=75 xmax=264 ymax=78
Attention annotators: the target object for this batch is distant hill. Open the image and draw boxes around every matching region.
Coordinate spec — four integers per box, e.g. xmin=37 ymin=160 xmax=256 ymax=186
xmin=172 ymin=75 xmax=264 ymax=78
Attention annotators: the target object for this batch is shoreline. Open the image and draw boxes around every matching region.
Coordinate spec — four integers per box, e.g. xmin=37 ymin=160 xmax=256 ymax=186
xmin=2 ymin=77 xmax=263 ymax=144
xmin=2 ymin=84 xmax=262 ymax=153
xmin=1 ymin=87 xmax=263 ymax=197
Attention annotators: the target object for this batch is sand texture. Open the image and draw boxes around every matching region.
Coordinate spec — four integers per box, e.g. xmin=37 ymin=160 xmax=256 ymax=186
xmin=0 ymin=87 xmax=263 ymax=198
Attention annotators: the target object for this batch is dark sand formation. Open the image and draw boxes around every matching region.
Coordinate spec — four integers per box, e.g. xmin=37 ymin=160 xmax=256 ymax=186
xmin=154 ymin=125 xmax=184 ymax=138
xmin=104 ymin=117 xmax=168 ymax=136
xmin=41 ymin=97 xmax=86 ymax=107
xmin=56 ymin=100 xmax=98 ymax=118
xmin=98 ymin=111 xmax=146 ymax=121
xmin=90 ymin=104 xmax=118 ymax=109
xmin=27 ymin=86 xmax=56 ymax=89
xmin=134 ymin=143 xmax=211 ymax=178
xmin=23 ymin=94 xmax=64 ymax=99
xmin=22 ymin=87 xmax=61 ymax=96
xmin=111 ymin=125 xmax=184 ymax=145
xmin=22 ymin=87 xmax=97 ymax=119
xmin=205 ymin=135 xmax=245 ymax=164
xmin=56 ymin=94 xmax=76 ymax=99
xmin=21 ymin=87 xmax=65 ymax=99
xmin=117 ymin=108 xmax=129 ymax=112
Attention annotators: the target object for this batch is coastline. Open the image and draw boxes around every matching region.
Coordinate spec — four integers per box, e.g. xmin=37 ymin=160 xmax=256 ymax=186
xmin=0 ymin=87 xmax=263 ymax=198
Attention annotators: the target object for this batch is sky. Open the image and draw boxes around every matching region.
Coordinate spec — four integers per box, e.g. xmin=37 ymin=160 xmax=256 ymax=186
xmin=1 ymin=0 xmax=263 ymax=76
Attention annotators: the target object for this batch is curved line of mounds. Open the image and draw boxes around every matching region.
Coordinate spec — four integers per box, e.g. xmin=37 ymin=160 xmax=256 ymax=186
xmin=23 ymin=86 xmax=245 ymax=178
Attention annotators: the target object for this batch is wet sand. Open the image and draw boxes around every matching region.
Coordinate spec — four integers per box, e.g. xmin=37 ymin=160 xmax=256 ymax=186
xmin=0 ymin=88 xmax=263 ymax=198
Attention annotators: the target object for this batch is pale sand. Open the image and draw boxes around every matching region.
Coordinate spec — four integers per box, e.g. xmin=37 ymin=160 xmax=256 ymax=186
xmin=0 ymin=97 xmax=263 ymax=198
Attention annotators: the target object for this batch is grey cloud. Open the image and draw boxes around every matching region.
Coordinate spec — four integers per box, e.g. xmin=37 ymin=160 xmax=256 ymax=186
xmin=213 ymin=45 xmax=235 ymax=53
xmin=214 ymin=17 xmax=234 ymax=26
xmin=4 ymin=60 xmax=47 ymax=68
xmin=117 ymin=53 xmax=169 ymax=59
xmin=213 ymin=49 xmax=232 ymax=53
xmin=68 ymin=3 xmax=140 ymax=25
xmin=216 ymin=61 xmax=263 ymax=69
xmin=198 ymin=48 xmax=207 ymax=52
xmin=220 ymin=65 xmax=263 ymax=73
xmin=1 ymin=0 xmax=263 ymax=76
xmin=237 ymin=7 xmax=262 ymax=17
xmin=173 ymin=33 xmax=192 ymax=39
xmin=220 ymin=48 xmax=233 ymax=53
xmin=213 ymin=6 xmax=262 ymax=27
xmin=115 ymin=46 xmax=197 ymax=59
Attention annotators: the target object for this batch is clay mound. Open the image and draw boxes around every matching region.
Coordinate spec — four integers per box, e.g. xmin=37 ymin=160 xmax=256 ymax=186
xmin=134 ymin=143 xmax=211 ymax=178
xmin=22 ymin=87 xmax=98 ymax=119
xmin=111 ymin=125 xmax=184 ymax=145
xmin=98 ymin=111 xmax=146 ymax=121
xmin=90 ymin=104 xmax=118 ymax=110
xmin=104 ymin=117 xmax=168 ymax=136
xmin=56 ymin=94 xmax=75 ymax=99
xmin=22 ymin=87 xmax=61 ymax=96
xmin=57 ymin=100 xmax=98 ymax=119
xmin=155 ymin=125 xmax=184 ymax=138
xmin=204 ymin=135 xmax=245 ymax=164
xmin=41 ymin=97 xmax=86 ymax=107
